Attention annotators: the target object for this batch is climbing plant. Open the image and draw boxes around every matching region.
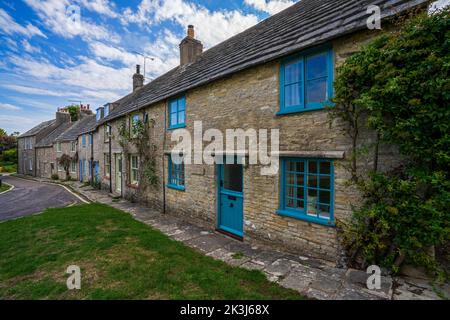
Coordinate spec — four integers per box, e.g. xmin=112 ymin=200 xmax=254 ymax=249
xmin=329 ymin=8 xmax=450 ymax=275
xmin=117 ymin=114 xmax=159 ymax=200
xmin=58 ymin=154 xmax=74 ymax=181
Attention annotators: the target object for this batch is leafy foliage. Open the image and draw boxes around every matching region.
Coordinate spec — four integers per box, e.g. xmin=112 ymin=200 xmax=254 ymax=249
xmin=330 ymin=9 xmax=450 ymax=274
xmin=58 ymin=154 xmax=73 ymax=180
xmin=66 ymin=105 xmax=80 ymax=122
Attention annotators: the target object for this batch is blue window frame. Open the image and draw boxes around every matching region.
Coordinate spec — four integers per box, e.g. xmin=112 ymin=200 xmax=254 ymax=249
xmin=278 ymin=158 xmax=335 ymax=226
xmin=168 ymin=96 xmax=186 ymax=129
xmin=167 ymin=156 xmax=185 ymax=191
xmin=278 ymin=47 xmax=333 ymax=115
xmin=82 ymin=135 xmax=86 ymax=147
xmin=104 ymin=105 xmax=110 ymax=117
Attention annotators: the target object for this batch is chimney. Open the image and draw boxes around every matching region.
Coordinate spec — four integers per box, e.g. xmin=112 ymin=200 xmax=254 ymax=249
xmin=80 ymin=104 xmax=93 ymax=118
xmin=179 ymin=25 xmax=203 ymax=66
xmin=56 ymin=108 xmax=71 ymax=125
xmin=133 ymin=64 xmax=144 ymax=91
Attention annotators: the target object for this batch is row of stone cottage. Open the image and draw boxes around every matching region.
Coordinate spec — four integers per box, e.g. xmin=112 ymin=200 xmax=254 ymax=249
xmin=17 ymin=0 xmax=427 ymax=261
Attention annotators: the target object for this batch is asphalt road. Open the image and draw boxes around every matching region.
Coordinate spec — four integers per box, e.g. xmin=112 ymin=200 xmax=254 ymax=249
xmin=0 ymin=175 xmax=82 ymax=221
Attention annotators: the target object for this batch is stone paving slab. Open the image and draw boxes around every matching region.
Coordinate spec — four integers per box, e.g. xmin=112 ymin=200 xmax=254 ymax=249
xmin=18 ymin=175 xmax=448 ymax=300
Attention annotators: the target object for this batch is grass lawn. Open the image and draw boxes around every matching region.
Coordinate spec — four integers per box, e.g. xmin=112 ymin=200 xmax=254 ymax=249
xmin=0 ymin=182 xmax=12 ymax=193
xmin=0 ymin=203 xmax=304 ymax=300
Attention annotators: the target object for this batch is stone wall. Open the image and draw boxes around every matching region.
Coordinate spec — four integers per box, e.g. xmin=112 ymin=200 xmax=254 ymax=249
xmin=36 ymin=146 xmax=56 ymax=179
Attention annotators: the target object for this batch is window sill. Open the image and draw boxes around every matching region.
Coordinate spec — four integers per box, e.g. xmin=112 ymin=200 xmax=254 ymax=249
xmin=127 ymin=183 xmax=139 ymax=189
xmin=277 ymin=209 xmax=335 ymax=227
xmin=167 ymin=184 xmax=185 ymax=191
xmin=276 ymin=105 xmax=326 ymax=116
xmin=168 ymin=124 xmax=186 ymax=131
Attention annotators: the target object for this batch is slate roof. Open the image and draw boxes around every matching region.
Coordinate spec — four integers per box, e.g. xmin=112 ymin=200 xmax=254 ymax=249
xmin=101 ymin=0 xmax=428 ymax=124
xmin=19 ymin=119 xmax=55 ymax=138
xmin=55 ymin=115 xmax=96 ymax=141
xmin=35 ymin=122 xmax=73 ymax=148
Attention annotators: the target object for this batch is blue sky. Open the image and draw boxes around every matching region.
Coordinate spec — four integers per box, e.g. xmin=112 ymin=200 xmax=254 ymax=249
xmin=0 ymin=0 xmax=298 ymax=134
xmin=1 ymin=0 xmax=448 ymax=134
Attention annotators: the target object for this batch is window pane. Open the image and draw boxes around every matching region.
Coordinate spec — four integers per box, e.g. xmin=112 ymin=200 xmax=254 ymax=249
xmin=287 ymin=198 xmax=295 ymax=208
xmin=287 ymin=161 xmax=296 ymax=172
xmin=285 ymin=83 xmax=302 ymax=107
xmin=296 ymin=200 xmax=305 ymax=209
xmin=319 ymin=190 xmax=331 ymax=204
xmin=170 ymin=101 xmax=178 ymax=114
xmin=306 ymin=53 xmax=328 ymax=80
xmin=307 ymin=196 xmax=318 ymax=215
xmin=296 ymin=162 xmax=304 ymax=173
xmin=178 ymin=98 xmax=185 ymax=111
xmin=296 ymin=174 xmax=304 ymax=186
xmin=308 ymin=161 xmax=318 ymax=174
xmin=287 ymin=173 xmax=295 ymax=185
xmin=285 ymin=60 xmax=302 ymax=85
xmin=308 ymin=175 xmax=318 ymax=188
xmin=287 ymin=186 xmax=294 ymax=197
xmin=170 ymin=113 xmax=178 ymax=126
xmin=319 ymin=176 xmax=331 ymax=189
xmin=223 ymin=164 xmax=243 ymax=192
xmin=296 ymin=187 xmax=304 ymax=199
xmin=319 ymin=161 xmax=331 ymax=175
xmin=178 ymin=111 xmax=185 ymax=124
xmin=318 ymin=204 xmax=330 ymax=219
xmin=306 ymin=78 xmax=327 ymax=104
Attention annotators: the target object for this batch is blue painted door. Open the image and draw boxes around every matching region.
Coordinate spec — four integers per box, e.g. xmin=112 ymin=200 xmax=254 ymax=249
xmin=79 ymin=160 xmax=83 ymax=182
xmin=218 ymin=162 xmax=244 ymax=237
xmin=95 ymin=162 xmax=100 ymax=181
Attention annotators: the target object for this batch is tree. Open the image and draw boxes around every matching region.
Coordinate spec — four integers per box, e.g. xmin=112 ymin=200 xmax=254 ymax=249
xmin=330 ymin=8 xmax=450 ymax=274
xmin=0 ymin=128 xmax=6 ymax=137
xmin=66 ymin=105 xmax=80 ymax=122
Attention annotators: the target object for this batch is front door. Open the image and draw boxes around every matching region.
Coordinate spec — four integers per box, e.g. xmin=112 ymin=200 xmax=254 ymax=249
xmin=115 ymin=154 xmax=122 ymax=193
xmin=218 ymin=162 xmax=244 ymax=238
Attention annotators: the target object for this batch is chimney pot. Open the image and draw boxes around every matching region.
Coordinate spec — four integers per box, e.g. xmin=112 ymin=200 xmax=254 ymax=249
xmin=187 ymin=25 xmax=195 ymax=38
xmin=133 ymin=64 xmax=144 ymax=91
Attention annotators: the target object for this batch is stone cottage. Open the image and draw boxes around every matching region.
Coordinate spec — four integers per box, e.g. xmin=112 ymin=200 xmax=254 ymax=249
xmin=19 ymin=0 xmax=429 ymax=261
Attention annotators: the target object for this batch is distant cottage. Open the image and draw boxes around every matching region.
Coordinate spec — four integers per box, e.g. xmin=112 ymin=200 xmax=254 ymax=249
xmin=18 ymin=0 xmax=429 ymax=261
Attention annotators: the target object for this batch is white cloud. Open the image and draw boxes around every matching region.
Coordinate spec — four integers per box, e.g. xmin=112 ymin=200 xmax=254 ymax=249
xmin=75 ymin=0 xmax=118 ymax=18
xmin=121 ymin=0 xmax=260 ymax=48
xmin=0 ymin=103 xmax=21 ymax=111
xmin=0 ymin=8 xmax=47 ymax=38
xmin=1 ymin=84 xmax=69 ymax=97
xmin=24 ymin=0 xmax=120 ymax=42
xmin=21 ymin=39 xmax=41 ymax=54
xmin=244 ymin=0 xmax=296 ymax=15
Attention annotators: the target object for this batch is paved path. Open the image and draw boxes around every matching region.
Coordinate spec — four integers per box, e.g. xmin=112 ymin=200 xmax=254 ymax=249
xmin=0 ymin=175 xmax=81 ymax=221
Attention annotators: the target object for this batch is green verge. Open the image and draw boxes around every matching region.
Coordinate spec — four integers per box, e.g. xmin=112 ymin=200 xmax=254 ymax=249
xmin=0 ymin=183 xmax=12 ymax=193
xmin=0 ymin=203 xmax=305 ymax=300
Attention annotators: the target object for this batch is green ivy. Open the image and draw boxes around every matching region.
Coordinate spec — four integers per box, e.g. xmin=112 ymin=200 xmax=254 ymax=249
xmin=331 ymin=8 xmax=450 ymax=274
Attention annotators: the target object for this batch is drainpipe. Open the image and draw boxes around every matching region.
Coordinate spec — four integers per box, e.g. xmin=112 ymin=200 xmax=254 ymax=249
xmin=108 ymin=123 xmax=112 ymax=194
xmin=90 ymin=132 xmax=94 ymax=184
xmin=33 ymin=141 xmax=37 ymax=177
xmin=162 ymin=102 xmax=167 ymax=214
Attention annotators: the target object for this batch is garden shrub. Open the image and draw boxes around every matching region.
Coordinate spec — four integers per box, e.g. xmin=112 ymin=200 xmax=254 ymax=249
xmin=51 ymin=174 xmax=59 ymax=181
xmin=330 ymin=8 xmax=450 ymax=275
